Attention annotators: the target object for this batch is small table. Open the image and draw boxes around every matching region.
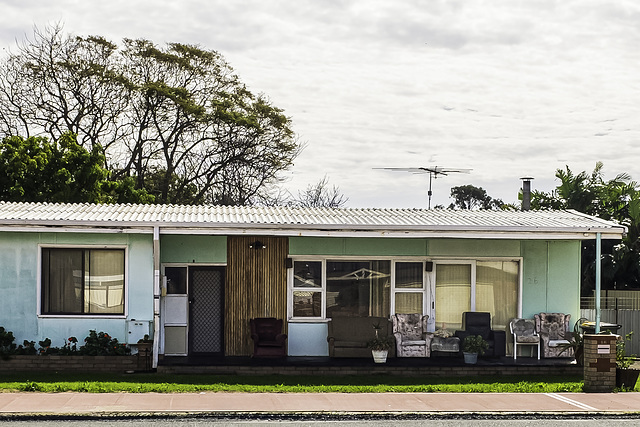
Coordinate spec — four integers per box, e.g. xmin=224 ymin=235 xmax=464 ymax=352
xmin=431 ymin=336 xmax=460 ymax=356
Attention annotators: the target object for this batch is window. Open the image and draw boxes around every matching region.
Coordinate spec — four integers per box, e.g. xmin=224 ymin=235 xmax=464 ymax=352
xmin=292 ymin=261 xmax=322 ymax=318
xmin=434 ymin=261 xmax=518 ymax=332
xmin=165 ymin=266 xmax=187 ymax=294
xmin=394 ymin=262 xmax=424 ymax=314
xmin=41 ymin=248 xmax=125 ymax=315
xmin=326 ymin=261 xmax=390 ymax=318
xmin=290 ymin=259 xmax=391 ymax=319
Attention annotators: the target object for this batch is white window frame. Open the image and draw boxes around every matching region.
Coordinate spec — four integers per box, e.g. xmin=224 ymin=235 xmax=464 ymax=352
xmin=429 ymin=257 xmax=523 ymax=322
xmin=288 ymin=259 xmax=326 ymax=321
xmin=38 ymin=244 xmax=129 ymax=319
xmin=390 ymin=260 xmax=428 ymax=315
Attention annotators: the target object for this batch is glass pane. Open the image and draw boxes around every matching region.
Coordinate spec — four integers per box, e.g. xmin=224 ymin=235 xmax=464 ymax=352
xmin=326 ymin=260 xmax=390 ymax=318
xmin=293 ymin=261 xmax=322 ymax=288
xmin=165 ymin=267 xmax=187 ymax=294
xmin=477 ymin=261 xmax=518 ymax=353
xmin=395 ymin=262 xmax=423 ymax=288
xmin=42 ymin=248 xmax=83 ymax=314
xmin=293 ymin=291 xmax=322 ymax=317
xmin=85 ymin=250 xmax=125 ymax=314
xmin=395 ymin=292 xmax=423 ymax=314
xmin=435 ymin=264 xmax=471 ymax=331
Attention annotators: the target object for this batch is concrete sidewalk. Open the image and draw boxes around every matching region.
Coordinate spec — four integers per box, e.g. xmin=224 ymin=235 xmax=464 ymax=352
xmin=1 ymin=392 xmax=640 ymax=417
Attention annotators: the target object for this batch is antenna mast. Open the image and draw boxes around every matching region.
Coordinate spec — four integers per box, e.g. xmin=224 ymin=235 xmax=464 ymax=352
xmin=377 ymin=166 xmax=472 ymax=208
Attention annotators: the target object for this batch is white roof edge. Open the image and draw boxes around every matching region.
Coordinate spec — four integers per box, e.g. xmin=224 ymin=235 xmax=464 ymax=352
xmin=0 ymin=225 xmax=625 ymax=240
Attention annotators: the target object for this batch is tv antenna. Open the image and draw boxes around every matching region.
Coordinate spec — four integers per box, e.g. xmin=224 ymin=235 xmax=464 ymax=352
xmin=377 ymin=166 xmax=472 ymax=208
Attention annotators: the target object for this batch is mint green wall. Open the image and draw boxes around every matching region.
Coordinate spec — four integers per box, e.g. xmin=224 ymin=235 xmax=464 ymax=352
xmin=289 ymin=237 xmax=522 ymax=257
xmin=289 ymin=237 xmax=428 ymax=256
xmin=429 ymin=239 xmax=521 ymax=257
xmin=0 ymin=231 xmax=153 ymax=345
xmin=160 ymin=235 xmax=226 ymax=263
xmin=521 ymin=240 xmax=581 ymax=321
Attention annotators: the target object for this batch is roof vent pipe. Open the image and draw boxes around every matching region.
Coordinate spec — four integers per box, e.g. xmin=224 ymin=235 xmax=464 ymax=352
xmin=520 ymin=177 xmax=534 ymax=211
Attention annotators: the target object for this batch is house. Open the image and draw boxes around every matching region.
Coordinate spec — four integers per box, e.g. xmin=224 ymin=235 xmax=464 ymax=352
xmin=0 ymin=201 xmax=626 ymax=367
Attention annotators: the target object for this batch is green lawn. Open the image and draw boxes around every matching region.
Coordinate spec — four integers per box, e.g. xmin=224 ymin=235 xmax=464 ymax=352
xmin=0 ymin=372 xmax=588 ymax=393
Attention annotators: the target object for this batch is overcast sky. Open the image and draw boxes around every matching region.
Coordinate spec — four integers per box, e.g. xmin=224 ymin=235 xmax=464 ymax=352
xmin=1 ymin=1 xmax=639 ymax=208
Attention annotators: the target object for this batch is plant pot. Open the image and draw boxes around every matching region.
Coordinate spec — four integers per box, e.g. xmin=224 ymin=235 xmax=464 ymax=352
xmin=463 ymin=352 xmax=478 ymax=364
xmin=616 ymin=368 xmax=640 ymax=389
xmin=371 ymin=349 xmax=388 ymax=363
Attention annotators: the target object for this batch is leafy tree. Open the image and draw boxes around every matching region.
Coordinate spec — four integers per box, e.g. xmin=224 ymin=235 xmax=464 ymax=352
xmin=448 ymin=184 xmax=504 ymax=210
xmin=0 ymin=134 xmax=152 ymax=203
xmin=0 ymin=24 xmax=299 ymax=205
xmin=531 ymin=162 xmax=640 ymax=291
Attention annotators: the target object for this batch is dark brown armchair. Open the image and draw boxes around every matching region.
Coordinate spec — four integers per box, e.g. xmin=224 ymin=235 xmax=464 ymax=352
xmin=250 ymin=318 xmax=287 ymax=357
xmin=454 ymin=312 xmax=506 ymax=357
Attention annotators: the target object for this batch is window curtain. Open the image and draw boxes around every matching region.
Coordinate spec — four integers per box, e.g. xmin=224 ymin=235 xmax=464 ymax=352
xmin=476 ymin=261 xmax=518 ymax=332
xmin=435 ymin=264 xmax=471 ymax=330
xmin=42 ymin=249 xmax=83 ymax=314
xmin=395 ymin=293 xmax=423 ymax=314
xmin=85 ymin=250 xmax=125 ymax=314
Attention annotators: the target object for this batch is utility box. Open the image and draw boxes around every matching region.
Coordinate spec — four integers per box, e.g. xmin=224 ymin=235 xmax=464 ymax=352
xmin=583 ymin=334 xmax=616 ymax=393
xmin=126 ymin=320 xmax=151 ymax=344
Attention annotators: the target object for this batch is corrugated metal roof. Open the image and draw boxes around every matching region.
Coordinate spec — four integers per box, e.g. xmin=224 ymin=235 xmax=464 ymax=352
xmin=0 ymin=201 xmax=626 ymax=238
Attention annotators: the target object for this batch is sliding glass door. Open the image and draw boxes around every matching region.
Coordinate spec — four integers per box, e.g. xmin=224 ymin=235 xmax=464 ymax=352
xmin=434 ymin=260 xmax=518 ymax=341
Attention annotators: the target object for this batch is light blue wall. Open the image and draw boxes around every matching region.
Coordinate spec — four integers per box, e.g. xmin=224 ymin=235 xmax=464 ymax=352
xmin=0 ymin=231 xmax=153 ymax=346
xmin=287 ymin=322 xmax=329 ymax=356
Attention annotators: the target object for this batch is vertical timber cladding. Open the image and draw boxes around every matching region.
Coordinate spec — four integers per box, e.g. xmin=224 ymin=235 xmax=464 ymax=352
xmin=226 ymin=236 xmax=288 ymax=356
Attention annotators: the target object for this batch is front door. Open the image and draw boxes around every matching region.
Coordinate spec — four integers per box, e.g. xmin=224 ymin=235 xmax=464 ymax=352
xmin=189 ymin=266 xmax=225 ymax=354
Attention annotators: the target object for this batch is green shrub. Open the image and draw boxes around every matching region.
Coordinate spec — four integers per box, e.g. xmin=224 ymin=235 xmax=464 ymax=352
xmin=0 ymin=327 xmax=16 ymax=359
xmin=79 ymin=330 xmax=130 ymax=356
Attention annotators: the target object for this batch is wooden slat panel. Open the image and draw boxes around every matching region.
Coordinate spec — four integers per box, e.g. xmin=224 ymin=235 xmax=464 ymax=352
xmin=226 ymin=236 xmax=288 ymax=356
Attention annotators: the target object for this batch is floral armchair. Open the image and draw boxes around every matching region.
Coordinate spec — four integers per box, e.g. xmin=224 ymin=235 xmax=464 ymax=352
xmin=391 ymin=313 xmax=432 ymax=357
xmin=534 ymin=312 xmax=574 ymax=358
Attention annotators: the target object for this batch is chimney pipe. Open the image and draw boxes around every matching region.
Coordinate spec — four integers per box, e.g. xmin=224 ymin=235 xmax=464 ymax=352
xmin=520 ymin=177 xmax=533 ymax=211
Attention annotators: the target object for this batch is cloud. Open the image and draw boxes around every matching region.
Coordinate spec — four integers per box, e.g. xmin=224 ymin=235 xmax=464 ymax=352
xmin=0 ymin=0 xmax=639 ymax=208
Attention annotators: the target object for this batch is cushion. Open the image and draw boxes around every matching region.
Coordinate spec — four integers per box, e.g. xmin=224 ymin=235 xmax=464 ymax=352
xmin=548 ymin=339 xmax=571 ymax=348
xmin=401 ymin=340 xmax=426 ymax=346
xmin=512 ymin=318 xmax=536 ymax=336
xmin=394 ymin=314 xmax=424 ymax=341
xmin=516 ymin=335 xmax=540 ymax=343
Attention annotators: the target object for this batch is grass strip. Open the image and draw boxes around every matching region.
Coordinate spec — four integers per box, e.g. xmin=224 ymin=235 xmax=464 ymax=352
xmin=0 ymin=373 xmax=586 ymax=393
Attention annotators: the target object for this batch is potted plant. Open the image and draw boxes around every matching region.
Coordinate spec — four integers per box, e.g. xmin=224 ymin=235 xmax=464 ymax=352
xmin=559 ymin=317 xmax=586 ymax=365
xmin=462 ymin=335 xmax=488 ymax=364
xmin=367 ymin=321 xmax=393 ymax=363
xmin=616 ymin=332 xmax=638 ymax=389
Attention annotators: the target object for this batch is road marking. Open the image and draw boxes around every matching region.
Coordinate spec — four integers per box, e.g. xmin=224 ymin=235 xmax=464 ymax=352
xmin=544 ymin=393 xmax=598 ymax=411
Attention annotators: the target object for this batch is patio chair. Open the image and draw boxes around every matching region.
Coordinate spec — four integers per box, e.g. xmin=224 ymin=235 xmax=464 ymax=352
xmin=454 ymin=312 xmax=506 ymax=357
xmin=392 ymin=313 xmax=432 ymax=357
xmin=534 ymin=312 xmax=574 ymax=358
xmin=250 ymin=317 xmax=287 ymax=357
xmin=510 ymin=318 xmax=540 ymax=360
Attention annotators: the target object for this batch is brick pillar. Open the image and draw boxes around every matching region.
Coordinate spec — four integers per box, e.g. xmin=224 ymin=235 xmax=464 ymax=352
xmin=583 ymin=334 xmax=616 ymax=393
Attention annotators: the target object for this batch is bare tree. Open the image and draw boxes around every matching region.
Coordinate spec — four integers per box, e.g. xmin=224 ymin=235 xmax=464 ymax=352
xmin=289 ymin=176 xmax=349 ymax=208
